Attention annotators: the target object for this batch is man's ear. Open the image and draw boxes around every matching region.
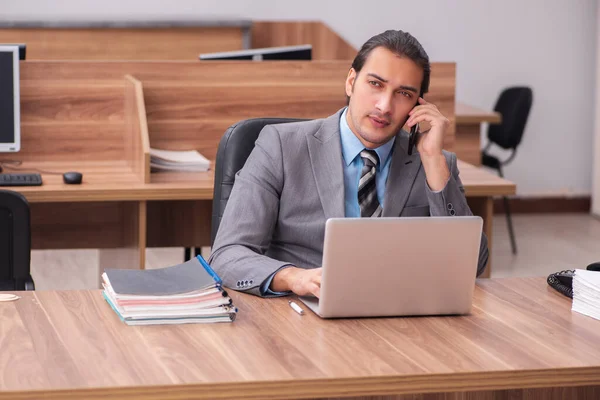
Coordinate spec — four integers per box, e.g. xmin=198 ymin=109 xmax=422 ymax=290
xmin=345 ymin=68 xmax=357 ymax=98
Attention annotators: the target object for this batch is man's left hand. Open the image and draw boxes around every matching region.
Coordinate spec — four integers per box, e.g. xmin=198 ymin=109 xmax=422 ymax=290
xmin=406 ymin=97 xmax=451 ymax=191
xmin=406 ymin=97 xmax=450 ymax=159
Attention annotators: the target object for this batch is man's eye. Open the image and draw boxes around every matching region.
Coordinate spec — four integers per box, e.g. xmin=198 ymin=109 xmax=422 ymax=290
xmin=397 ymin=91 xmax=411 ymax=98
xmin=369 ymin=80 xmax=381 ymax=87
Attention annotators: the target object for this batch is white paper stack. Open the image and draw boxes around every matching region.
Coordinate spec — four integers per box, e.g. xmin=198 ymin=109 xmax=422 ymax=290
xmin=150 ymin=148 xmax=210 ymax=172
xmin=572 ymin=269 xmax=600 ymax=321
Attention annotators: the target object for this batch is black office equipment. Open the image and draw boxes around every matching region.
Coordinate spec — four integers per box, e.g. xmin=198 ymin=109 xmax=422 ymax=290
xmin=481 ymin=87 xmax=533 ymax=255
xmin=211 ymin=118 xmax=307 ymax=245
xmin=199 ymin=45 xmax=312 ymax=61
xmin=0 ymin=44 xmax=22 ymax=153
xmin=184 ymin=117 xmax=308 ymax=261
xmin=0 ymin=173 xmax=42 ymax=186
xmin=0 ymin=189 xmax=35 ymax=290
xmin=63 ymin=171 xmax=83 ymax=184
xmin=547 ymin=264 xmax=600 ymax=299
xmin=0 ymin=43 xmax=26 ymax=60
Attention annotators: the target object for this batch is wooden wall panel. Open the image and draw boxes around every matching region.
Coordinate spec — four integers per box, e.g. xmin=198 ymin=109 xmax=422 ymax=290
xmin=124 ymin=75 xmax=151 ymax=183
xmin=19 ymin=60 xmax=351 ymax=82
xmin=252 ymin=22 xmax=357 ymax=60
xmin=0 ymin=78 xmax=127 ymax=163
xmin=425 ymin=62 xmax=456 ymax=138
xmin=0 ymin=27 xmax=245 ymax=60
xmin=98 ymin=201 xmax=147 ymax=277
xmin=16 ymin=123 xmax=125 ymax=162
xmin=16 ymin=61 xmax=455 ymax=164
xmin=19 ymin=81 xmax=125 ymax=122
xmin=142 ymin=84 xmax=345 ymax=120
xmin=30 ymin=202 xmax=136 ymax=249
xmin=146 ymin=200 xmax=212 ymax=248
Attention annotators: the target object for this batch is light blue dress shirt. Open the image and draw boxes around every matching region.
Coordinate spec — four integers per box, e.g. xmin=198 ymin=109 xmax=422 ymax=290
xmin=339 ymin=107 xmax=395 ymax=217
xmin=260 ymin=108 xmax=396 ymax=296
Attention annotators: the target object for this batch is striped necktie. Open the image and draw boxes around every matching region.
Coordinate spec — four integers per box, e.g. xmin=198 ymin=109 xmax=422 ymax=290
xmin=358 ymin=149 xmax=382 ymax=217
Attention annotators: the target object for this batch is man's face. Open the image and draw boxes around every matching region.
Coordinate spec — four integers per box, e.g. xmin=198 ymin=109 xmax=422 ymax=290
xmin=345 ymin=46 xmax=424 ymax=149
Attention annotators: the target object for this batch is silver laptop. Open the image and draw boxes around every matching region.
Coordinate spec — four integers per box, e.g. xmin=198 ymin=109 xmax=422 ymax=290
xmin=299 ymin=216 xmax=483 ymax=318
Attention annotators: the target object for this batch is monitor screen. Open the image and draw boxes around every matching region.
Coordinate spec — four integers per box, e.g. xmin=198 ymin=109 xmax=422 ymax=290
xmin=0 ymin=45 xmax=20 ymax=152
xmin=199 ymin=45 xmax=312 ymax=61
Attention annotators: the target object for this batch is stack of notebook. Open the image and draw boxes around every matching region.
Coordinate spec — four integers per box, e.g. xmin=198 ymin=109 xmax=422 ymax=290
xmin=572 ymin=269 xmax=600 ymax=321
xmin=102 ymin=255 xmax=237 ymax=325
xmin=149 ymin=148 xmax=211 ymax=172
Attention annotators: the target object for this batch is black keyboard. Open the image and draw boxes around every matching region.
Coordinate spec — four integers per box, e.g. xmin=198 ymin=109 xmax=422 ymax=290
xmin=0 ymin=173 xmax=43 ymax=186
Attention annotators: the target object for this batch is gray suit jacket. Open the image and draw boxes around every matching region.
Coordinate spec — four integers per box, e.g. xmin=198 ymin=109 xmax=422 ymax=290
xmin=209 ymin=108 xmax=489 ymax=297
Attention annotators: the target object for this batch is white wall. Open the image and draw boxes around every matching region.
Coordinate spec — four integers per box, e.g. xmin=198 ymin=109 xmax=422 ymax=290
xmin=3 ymin=0 xmax=597 ymax=197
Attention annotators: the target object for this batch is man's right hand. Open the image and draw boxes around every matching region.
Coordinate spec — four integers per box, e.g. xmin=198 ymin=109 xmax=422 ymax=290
xmin=270 ymin=266 xmax=322 ymax=298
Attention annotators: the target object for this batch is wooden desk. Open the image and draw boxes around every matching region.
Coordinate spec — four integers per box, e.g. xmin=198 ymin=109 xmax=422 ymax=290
xmin=455 ymin=102 xmax=502 ymax=166
xmin=1 ymin=278 xmax=599 ymax=399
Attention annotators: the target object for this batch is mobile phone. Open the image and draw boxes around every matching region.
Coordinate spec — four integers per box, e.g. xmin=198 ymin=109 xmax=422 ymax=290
xmin=408 ymin=123 xmax=419 ymax=156
xmin=407 ymin=94 xmax=423 ymax=155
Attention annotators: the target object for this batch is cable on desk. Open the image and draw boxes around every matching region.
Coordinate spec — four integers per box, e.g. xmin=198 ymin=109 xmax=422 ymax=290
xmin=0 ymin=159 xmax=63 ymax=175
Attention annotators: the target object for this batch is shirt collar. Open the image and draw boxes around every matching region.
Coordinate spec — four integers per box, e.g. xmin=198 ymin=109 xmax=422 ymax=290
xmin=339 ymin=107 xmax=396 ymax=167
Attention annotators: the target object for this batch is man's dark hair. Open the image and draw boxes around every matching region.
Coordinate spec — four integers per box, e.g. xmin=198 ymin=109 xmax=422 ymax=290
xmin=348 ymin=30 xmax=431 ymax=103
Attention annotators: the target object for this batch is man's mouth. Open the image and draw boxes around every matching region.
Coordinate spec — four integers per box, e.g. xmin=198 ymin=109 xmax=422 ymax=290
xmin=369 ymin=116 xmax=390 ymax=128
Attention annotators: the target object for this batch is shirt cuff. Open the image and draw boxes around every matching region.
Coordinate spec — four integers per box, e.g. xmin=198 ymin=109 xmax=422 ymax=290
xmin=259 ymin=264 xmax=294 ymax=297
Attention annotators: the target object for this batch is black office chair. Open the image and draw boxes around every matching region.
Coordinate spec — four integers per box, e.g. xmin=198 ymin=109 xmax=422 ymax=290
xmin=210 ymin=117 xmax=307 ymax=246
xmin=184 ymin=117 xmax=307 ymax=260
xmin=0 ymin=190 xmax=35 ymax=290
xmin=482 ymin=86 xmax=533 ymax=255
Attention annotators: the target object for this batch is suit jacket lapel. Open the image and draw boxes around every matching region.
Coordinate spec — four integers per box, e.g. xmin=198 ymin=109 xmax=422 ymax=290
xmin=382 ymin=131 xmax=422 ymax=217
xmin=307 ymin=109 xmax=345 ymax=220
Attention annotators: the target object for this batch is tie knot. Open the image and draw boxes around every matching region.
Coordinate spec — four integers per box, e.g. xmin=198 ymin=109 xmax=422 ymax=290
xmin=360 ymin=149 xmax=379 ymax=168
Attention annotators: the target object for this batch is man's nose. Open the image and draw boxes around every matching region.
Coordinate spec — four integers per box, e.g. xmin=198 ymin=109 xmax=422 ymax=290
xmin=375 ymin=93 xmax=393 ymax=115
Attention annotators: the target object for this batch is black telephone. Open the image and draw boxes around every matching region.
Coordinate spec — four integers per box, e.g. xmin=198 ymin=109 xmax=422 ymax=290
xmin=547 ymin=262 xmax=600 ymax=298
xmin=407 ymin=92 xmax=424 ymax=156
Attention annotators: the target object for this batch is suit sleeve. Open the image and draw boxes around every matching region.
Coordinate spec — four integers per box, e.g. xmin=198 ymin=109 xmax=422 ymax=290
xmin=424 ymin=151 xmax=490 ymax=276
xmin=208 ymin=125 xmax=293 ymax=297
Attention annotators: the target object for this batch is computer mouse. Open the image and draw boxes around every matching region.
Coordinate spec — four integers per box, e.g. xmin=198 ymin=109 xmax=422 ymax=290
xmin=63 ymin=171 xmax=83 ymax=184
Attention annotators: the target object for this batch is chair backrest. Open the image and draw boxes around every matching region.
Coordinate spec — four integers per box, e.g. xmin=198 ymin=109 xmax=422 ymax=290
xmin=211 ymin=118 xmax=307 ymax=245
xmin=487 ymin=86 xmax=533 ymax=150
xmin=0 ymin=189 xmax=34 ymax=290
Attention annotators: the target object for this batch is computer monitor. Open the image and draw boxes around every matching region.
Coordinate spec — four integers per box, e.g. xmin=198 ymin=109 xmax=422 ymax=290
xmin=199 ymin=44 xmax=312 ymax=61
xmin=0 ymin=45 xmax=21 ymax=153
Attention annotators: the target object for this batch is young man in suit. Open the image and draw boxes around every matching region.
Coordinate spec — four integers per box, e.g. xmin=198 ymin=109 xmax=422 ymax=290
xmin=208 ymin=30 xmax=489 ymax=298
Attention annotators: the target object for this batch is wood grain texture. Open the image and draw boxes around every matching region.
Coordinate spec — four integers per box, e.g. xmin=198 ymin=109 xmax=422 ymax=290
xmin=426 ymin=63 xmax=456 ymax=138
xmin=30 ymin=201 xmax=144 ymax=250
xmin=1 ymin=278 xmax=600 ymax=399
xmin=7 ymin=161 xmax=512 ymax=203
xmin=456 ymin=102 xmax=502 ymax=124
xmin=252 ymin=21 xmax=358 ymax=60
xmin=98 ymin=200 xmax=147 ymax=278
xmin=0 ymin=27 xmax=244 ymax=60
xmin=16 ymin=61 xmax=455 ymax=159
xmin=19 ymin=60 xmax=353 ymax=82
xmin=458 ymin=161 xmax=516 ymax=197
xmin=453 ymin=125 xmax=482 ymax=166
xmin=19 ymin=80 xmax=125 ymax=122
xmin=124 ymin=75 xmax=151 ymax=184
xmin=454 ymin=102 xmax=502 ymax=166
xmin=146 ymin=200 xmax=212 ymax=248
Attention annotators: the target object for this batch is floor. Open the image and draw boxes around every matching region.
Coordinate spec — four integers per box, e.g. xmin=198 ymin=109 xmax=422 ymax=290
xmin=30 ymin=214 xmax=600 ymax=290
